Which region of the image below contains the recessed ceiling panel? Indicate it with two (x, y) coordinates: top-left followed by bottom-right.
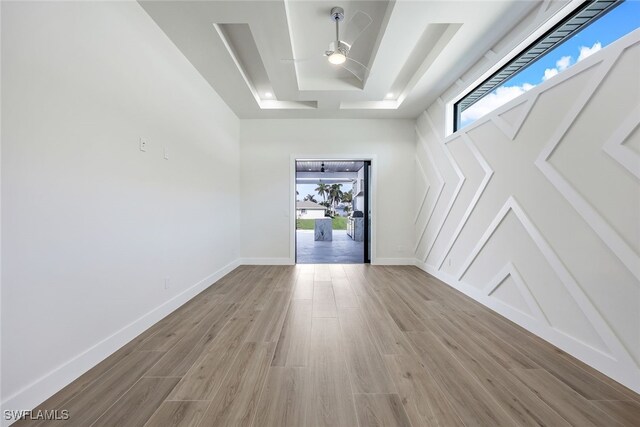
(340, 22), (462, 110)
(286, 0), (390, 91)
(138, 0), (540, 119)
(389, 23), (462, 103)
(216, 23), (273, 99)
(215, 22), (318, 110)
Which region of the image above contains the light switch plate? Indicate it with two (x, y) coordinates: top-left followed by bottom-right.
(139, 137), (147, 152)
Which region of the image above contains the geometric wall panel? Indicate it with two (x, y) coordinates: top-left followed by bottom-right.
(537, 46), (640, 282)
(414, 128), (445, 254)
(545, 40), (640, 261)
(414, 157), (430, 224)
(488, 271), (536, 319)
(622, 116), (640, 155)
(435, 133), (494, 270)
(460, 198), (610, 354)
(421, 113), (465, 263)
(497, 98), (528, 128)
(492, 95), (538, 141)
(413, 29), (640, 393)
(603, 104), (640, 180)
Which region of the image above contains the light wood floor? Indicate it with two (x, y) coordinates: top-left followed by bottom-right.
(23, 265), (640, 426)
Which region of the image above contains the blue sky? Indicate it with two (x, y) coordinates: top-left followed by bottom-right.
(460, 0), (640, 127)
(297, 183), (324, 201)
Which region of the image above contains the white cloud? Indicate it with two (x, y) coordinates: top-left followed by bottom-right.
(556, 55), (572, 71)
(578, 42), (602, 61)
(542, 55), (573, 81)
(461, 83), (535, 123)
(543, 68), (559, 81)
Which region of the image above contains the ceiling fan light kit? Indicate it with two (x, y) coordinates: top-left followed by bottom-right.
(280, 5), (371, 82)
(327, 41), (348, 64)
(322, 6), (371, 79)
(328, 51), (347, 64)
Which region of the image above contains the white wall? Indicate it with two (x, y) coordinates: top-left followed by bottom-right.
(413, 30), (640, 393)
(240, 119), (415, 264)
(1, 0), (240, 414)
(354, 165), (365, 212)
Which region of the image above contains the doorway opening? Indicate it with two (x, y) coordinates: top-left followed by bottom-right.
(295, 160), (371, 264)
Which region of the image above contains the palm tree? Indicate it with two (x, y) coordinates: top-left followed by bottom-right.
(341, 190), (353, 204)
(319, 200), (331, 216)
(315, 183), (329, 204)
(304, 194), (317, 203)
(340, 190), (353, 216)
(328, 184), (343, 216)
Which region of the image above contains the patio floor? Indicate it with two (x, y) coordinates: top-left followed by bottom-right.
(296, 229), (364, 264)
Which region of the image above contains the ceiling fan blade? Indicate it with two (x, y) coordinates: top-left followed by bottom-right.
(340, 57), (369, 82)
(341, 10), (372, 47)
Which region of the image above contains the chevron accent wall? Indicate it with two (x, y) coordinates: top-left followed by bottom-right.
(414, 29), (640, 393)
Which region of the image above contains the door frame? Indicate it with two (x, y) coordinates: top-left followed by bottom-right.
(290, 154), (378, 264)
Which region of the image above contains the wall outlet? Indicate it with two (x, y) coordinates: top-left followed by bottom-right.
(164, 277), (170, 290)
(139, 137), (147, 152)
(163, 146), (169, 160)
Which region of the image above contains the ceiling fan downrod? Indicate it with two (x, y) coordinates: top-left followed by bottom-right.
(331, 6), (344, 43)
(328, 7), (348, 65)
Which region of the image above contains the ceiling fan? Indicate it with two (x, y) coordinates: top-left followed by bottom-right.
(283, 6), (372, 81)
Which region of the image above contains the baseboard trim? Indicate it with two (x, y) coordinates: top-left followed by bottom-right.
(0, 258), (241, 423)
(240, 257), (295, 265)
(373, 257), (416, 265)
(413, 259), (640, 395)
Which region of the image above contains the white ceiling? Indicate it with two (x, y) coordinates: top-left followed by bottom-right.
(285, 1), (390, 89)
(139, 0), (538, 119)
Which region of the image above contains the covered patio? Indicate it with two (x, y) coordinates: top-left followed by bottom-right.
(296, 230), (363, 263)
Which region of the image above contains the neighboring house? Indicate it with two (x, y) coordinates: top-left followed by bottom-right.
(296, 200), (327, 219)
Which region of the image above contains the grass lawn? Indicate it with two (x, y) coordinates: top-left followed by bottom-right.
(297, 217), (348, 230)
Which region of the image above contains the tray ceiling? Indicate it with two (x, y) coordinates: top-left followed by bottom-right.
(139, 0), (538, 119)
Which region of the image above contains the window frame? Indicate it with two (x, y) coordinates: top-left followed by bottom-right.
(452, 0), (622, 133)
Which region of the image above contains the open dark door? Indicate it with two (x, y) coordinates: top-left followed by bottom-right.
(363, 160), (371, 263)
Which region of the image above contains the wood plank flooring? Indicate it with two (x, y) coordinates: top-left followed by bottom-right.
(21, 265), (640, 426)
